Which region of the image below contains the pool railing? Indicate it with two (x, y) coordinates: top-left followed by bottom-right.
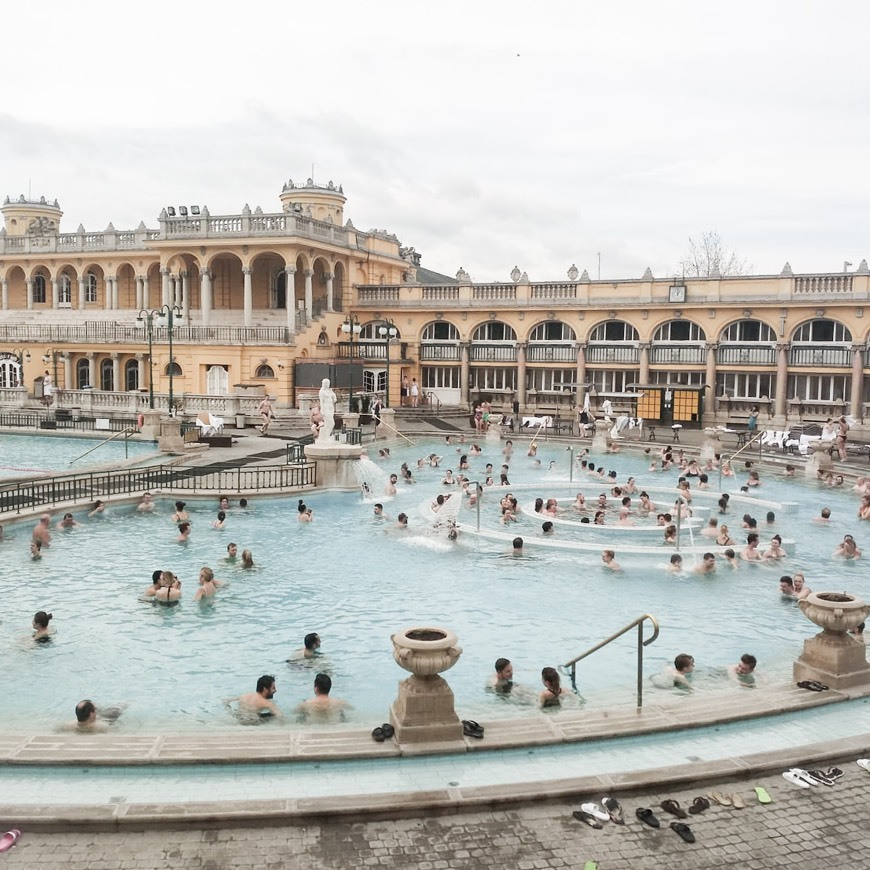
(0, 462), (318, 515)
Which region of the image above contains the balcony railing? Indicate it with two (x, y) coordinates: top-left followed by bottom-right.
(472, 284), (516, 301)
(649, 343), (706, 365)
(420, 343), (461, 361)
(0, 323), (293, 345)
(529, 283), (577, 300)
(794, 275), (853, 294)
(421, 285), (460, 301)
(789, 346), (852, 367)
(525, 344), (576, 362)
(717, 345), (777, 366)
(469, 344), (517, 362)
(585, 344), (640, 364)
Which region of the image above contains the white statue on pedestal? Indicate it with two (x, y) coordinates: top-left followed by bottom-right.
(317, 378), (337, 442)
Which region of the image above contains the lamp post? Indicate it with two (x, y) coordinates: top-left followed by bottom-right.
(136, 305), (183, 413)
(10, 347), (30, 388)
(341, 313), (361, 412)
(378, 318), (398, 407)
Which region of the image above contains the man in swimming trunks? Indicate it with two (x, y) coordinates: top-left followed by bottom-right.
(32, 514), (52, 548)
(225, 675), (281, 720)
(295, 673), (351, 722)
(667, 653), (694, 689)
(59, 699), (126, 733)
(488, 657), (514, 695)
(226, 542), (238, 562)
(728, 654), (757, 686)
(137, 492), (155, 512)
(56, 512), (79, 530)
(511, 537), (524, 556)
(741, 532), (764, 561)
(288, 633), (321, 662)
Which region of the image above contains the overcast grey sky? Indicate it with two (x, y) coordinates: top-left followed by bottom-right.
(2, 1), (867, 281)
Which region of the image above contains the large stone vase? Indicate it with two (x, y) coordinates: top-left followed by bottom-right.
(389, 627), (464, 747)
(794, 592), (870, 689)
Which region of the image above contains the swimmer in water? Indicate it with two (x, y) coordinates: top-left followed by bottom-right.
(601, 549), (621, 571)
(32, 610), (53, 642)
(56, 512), (78, 530)
(225, 542), (238, 562)
(729, 653), (757, 686)
(30, 539), (43, 560)
(142, 570), (163, 598)
(295, 673), (351, 723)
(88, 500), (106, 517)
(177, 521), (191, 542)
(297, 500), (313, 522)
(667, 653), (694, 690)
(539, 666), (569, 709)
(137, 492), (155, 512)
(212, 511), (227, 529)
(194, 566), (222, 601)
(487, 657), (514, 695)
(172, 501), (189, 523)
(240, 549), (255, 569)
(288, 632), (321, 662)
(224, 675), (282, 722)
(155, 571), (182, 604)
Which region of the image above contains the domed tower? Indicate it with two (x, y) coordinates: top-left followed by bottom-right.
(278, 178), (346, 224)
(1, 194), (63, 236)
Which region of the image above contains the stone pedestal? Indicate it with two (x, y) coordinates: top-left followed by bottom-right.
(139, 409), (163, 441)
(805, 448), (834, 479)
(794, 592), (870, 690)
(700, 431), (721, 462)
(157, 417), (184, 454)
(389, 626), (464, 748)
(591, 431), (609, 453)
(304, 441), (364, 489)
(377, 407), (397, 439)
(485, 422), (502, 443)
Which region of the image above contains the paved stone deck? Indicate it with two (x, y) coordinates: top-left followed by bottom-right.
(2, 758), (869, 868)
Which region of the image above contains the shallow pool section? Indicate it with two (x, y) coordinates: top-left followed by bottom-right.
(0, 432), (158, 477)
(3, 436), (868, 731)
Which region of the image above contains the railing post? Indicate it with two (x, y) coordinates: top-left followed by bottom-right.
(637, 622), (644, 709)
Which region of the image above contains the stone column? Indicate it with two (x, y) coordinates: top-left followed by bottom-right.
(325, 273), (334, 311)
(104, 277), (112, 310)
(78, 277), (86, 310)
(638, 341), (650, 384)
(161, 268), (171, 307)
(86, 353), (95, 389)
(460, 341), (470, 406)
(1, 279), (7, 310)
(285, 266), (296, 335)
(304, 269), (313, 318)
(142, 275), (150, 310)
(200, 271), (212, 327)
(575, 342), (587, 405)
(516, 342), (527, 407)
(774, 342), (790, 423)
(51, 277), (60, 309)
(851, 344), (865, 420)
(112, 276), (120, 310)
(111, 353), (120, 392)
(243, 267), (253, 327)
(136, 353), (145, 393)
(181, 271), (190, 322)
(26, 278), (33, 310)
(705, 342), (718, 421)
(134, 277), (142, 310)
(63, 354), (73, 388)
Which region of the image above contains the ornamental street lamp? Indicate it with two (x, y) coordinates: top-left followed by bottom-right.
(10, 347), (30, 388)
(377, 319), (398, 407)
(136, 305), (183, 413)
(341, 313), (362, 412)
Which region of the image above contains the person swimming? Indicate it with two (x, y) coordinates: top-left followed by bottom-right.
(32, 610), (53, 643)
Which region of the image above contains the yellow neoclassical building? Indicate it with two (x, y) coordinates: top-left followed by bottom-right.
(0, 176), (868, 433)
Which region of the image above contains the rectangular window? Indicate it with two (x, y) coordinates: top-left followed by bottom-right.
(422, 366), (461, 389)
(787, 375), (850, 402)
(649, 370), (706, 387)
(716, 372), (774, 399)
(469, 367), (517, 392)
(527, 368), (576, 391)
(86, 275), (98, 303)
(589, 369), (638, 393)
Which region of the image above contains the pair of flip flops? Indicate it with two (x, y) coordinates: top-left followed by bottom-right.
(783, 767), (843, 788)
(0, 830), (21, 853)
(707, 791), (747, 808)
(634, 809), (694, 843)
(573, 797), (624, 828)
(371, 723), (395, 742)
(462, 719), (484, 739)
(797, 680), (829, 692)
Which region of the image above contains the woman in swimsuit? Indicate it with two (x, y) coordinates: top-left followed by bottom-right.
(172, 501), (190, 524)
(540, 667), (567, 708)
(155, 571), (182, 604)
(32, 610), (53, 643)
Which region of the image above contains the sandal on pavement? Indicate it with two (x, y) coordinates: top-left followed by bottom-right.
(687, 796), (710, 815)
(579, 802), (611, 823)
(660, 799), (688, 819)
(0, 830), (21, 854)
(635, 807), (660, 828)
(730, 792), (746, 809)
(602, 796), (625, 825)
(572, 810), (602, 829)
(670, 822), (696, 844)
(782, 770), (813, 788)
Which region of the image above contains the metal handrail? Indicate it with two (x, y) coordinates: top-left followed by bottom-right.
(718, 431), (763, 490)
(69, 427), (136, 465)
(560, 613), (660, 708)
(423, 391), (441, 412)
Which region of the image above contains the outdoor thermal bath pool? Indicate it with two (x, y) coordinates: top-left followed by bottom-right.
(1, 438), (867, 734)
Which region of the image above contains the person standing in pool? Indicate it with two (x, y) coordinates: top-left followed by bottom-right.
(59, 699), (127, 733)
(288, 633), (322, 662)
(539, 666), (569, 708)
(225, 542), (238, 563)
(488, 658), (514, 695)
(32, 514), (52, 548)
(729, 654), (757, 686)
(295, 673), (351, 722)
(171, 501), (189, 524)
(32, 610), (53, 642)
(137, 492), (155, 512)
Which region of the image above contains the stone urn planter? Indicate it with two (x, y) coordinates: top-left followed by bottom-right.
(389, 626), (464, 747)
(795, 592), (870, 690)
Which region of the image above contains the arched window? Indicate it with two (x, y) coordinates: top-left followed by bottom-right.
(528, 321), (576, 342)
(472, 321), (516, 342)
(792, 319), (851, 343)
(421, 321), (460, 341)
(653, 320), (705, 342)
(589, 321), (638, 342)
(125, 359), (139, 392)
(100, 358), (114, 391)
(164, 362), (183, 376)
(32, 274), (47, 304)
(255, 364), (275, 378)
(360, 322), (402, 340)
(720, 320), (776, 342)
(76, 359), (91, 389)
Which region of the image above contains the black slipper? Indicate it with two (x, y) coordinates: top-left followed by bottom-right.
(660, 799), (688, 819)
(371, 727), (385, 742)
(797, 680), (828, 692)
(602, 797), (625, 825)
(688, 796), (710, 815)
(670, 822), (695, 844)
(381, 723), (395, 739)
(572, 810), (602, 829)
(635, 807), (660, 828)
(462, 719), (484, 738)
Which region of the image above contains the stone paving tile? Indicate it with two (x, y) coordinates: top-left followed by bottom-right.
(4, 761), (870, 869)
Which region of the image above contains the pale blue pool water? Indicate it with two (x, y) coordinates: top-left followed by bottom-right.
(2, 696), (869, 804)
(1, 437), (867, 732)
(0, 432), (158, 477)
